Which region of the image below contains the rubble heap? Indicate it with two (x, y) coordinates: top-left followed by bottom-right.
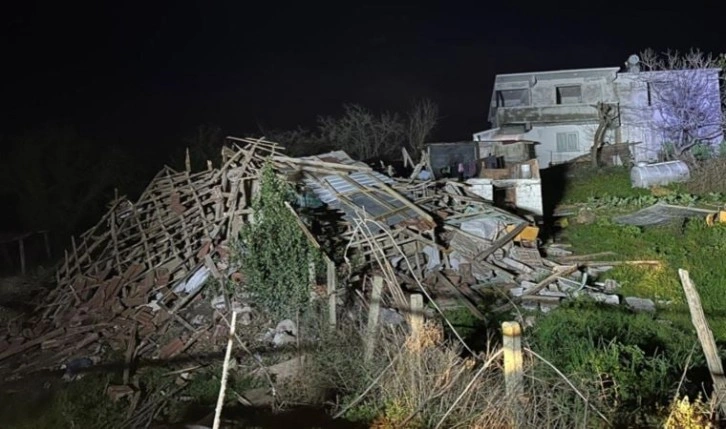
(0, 138), (279, 375)
(0, 137), (652, 378)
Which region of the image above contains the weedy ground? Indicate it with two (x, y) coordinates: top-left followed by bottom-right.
(553, 164), (726, 340)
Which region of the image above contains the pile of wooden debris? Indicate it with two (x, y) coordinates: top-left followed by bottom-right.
(0, 137), (656, 381)
(0, 138), (279, 377)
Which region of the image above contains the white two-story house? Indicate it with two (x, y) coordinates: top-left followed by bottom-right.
(473, 58), (723, 168)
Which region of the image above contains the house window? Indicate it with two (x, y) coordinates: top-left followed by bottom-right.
(556, 85), (582, 104)
(495, 89), (530, 107)
(556, 132), (579, 152)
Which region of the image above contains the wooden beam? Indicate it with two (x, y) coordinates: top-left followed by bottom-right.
(272, 155), (372, 172)
(473, 222), (528, 261)
(436, 272), (486, 320)
(372, 180), (435, 225)
(679, 269), (726, 415)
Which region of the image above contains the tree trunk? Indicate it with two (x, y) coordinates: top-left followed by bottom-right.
(591, 103), (616, 168)
(591, 121), (607, 168)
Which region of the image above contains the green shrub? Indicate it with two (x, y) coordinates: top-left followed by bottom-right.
(237, 162), (320, 319)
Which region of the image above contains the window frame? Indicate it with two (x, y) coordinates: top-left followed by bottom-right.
(555, 131), (579, 153)
(555, 85), (583, 105)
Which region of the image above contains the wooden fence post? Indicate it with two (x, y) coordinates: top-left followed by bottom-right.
(409, 293), (424, 339)
(502, 321), (523, 397)
(327, 258), (337, 329)
(409, 293), (424, 395)
(364, 276), (383, 363)
(678, 269), (726, 415)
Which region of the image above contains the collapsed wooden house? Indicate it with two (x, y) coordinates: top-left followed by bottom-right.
(1, 136), (609, 378)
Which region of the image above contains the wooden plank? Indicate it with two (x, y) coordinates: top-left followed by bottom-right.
(372, 179), (435, 226)
(473, 222), (528, 261)
(204, 255), (222, 279)
(493, 264), (580, 313)
(0, 328), (65, 361)
(435, 272), (486, 320)
(521, 265), (579, 297)
(579, 260), (662, 267)
(272, 154), (372, 172)
(678, 269), (726, 415)
(555, 251), (615, 262)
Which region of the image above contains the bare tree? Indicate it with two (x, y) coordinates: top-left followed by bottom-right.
(318, 104), (406, 161)
(406, 98), (439, 157)
(636, 48), (725, 162)
(259, 126), (329, 157)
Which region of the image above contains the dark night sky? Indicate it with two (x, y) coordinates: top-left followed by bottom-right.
(2, 1), (725, 150)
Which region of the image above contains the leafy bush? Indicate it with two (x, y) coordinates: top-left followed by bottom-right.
(237, 162), (320, 319)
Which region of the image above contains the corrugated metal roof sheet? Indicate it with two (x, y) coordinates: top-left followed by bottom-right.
(297, 151), (419, 227)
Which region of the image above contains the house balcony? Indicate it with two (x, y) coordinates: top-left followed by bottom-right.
(495, 104), (609, 126)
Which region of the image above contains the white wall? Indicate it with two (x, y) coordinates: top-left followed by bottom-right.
(529, 77), (616, 106)
(466, 179), (543, 215)
(475, 124), (598, 168)
(531, 124), (598, 167)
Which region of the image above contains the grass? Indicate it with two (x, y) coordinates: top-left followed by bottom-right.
(559, 166), (650, 205)
(555, 165), (726, 340)
(530, 164), (726, 425)
(529, 299), (698, 425)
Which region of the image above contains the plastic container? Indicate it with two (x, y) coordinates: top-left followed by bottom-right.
(630, 160), (690, 188)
